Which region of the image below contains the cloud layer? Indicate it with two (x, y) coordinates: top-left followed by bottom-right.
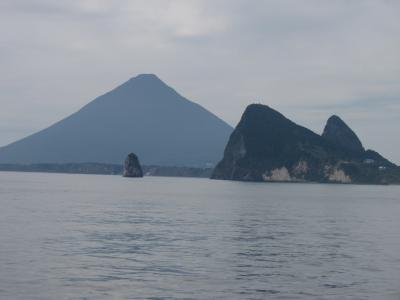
(1, 0), (399, 162)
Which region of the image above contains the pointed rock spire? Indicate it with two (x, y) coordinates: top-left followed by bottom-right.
(322, 115), (364, 153)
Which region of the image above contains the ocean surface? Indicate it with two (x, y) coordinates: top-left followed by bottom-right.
(0, 172), (400, 300)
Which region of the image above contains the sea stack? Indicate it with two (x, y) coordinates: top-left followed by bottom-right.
(123, 153), (143, 178)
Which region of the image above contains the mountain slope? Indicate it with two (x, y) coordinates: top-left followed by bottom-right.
(211, 104), (399, 184)
(0, 74), (232, 166)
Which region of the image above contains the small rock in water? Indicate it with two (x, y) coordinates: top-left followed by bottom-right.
(123, 153), (143, 178)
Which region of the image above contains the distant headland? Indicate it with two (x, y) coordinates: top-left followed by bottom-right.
(211, 104), (400, 184)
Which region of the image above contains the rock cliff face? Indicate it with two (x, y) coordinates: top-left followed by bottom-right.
(211, 104), (400, 184)
(123, 153), (143, 178)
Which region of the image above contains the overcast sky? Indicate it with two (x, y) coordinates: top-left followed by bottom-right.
(1, 0), (399, 163)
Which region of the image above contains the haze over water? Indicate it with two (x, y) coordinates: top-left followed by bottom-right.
(0, 172), (399, 299)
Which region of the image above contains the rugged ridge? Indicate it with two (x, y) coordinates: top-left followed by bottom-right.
(0, 74), (232, 167)
(211, 104), (400, 184)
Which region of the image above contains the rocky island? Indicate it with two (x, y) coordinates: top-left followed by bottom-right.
(123, 153), (143, 178)
(211, 104), (400, 184)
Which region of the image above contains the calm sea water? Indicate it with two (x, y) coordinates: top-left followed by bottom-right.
(0, 172), (400, 300)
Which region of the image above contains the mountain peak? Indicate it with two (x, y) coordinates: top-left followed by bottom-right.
(322, 115), (364, 153)
(127, 73), (164, 85)
(111, 73), (173, 100)
(241, 104), (287, 123)
(326, 115), (346, 125)
(244, 104), (276, 114)
(132, 73), (160, 81)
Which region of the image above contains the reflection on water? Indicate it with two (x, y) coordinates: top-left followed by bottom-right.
(0, 172), (400, 299)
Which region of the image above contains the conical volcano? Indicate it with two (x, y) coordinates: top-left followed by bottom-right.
(0, 74), (232, 166)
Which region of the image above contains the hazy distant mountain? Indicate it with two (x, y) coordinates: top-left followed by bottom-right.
(0, 74), (232, 166)
(212, 104), (399, 184)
